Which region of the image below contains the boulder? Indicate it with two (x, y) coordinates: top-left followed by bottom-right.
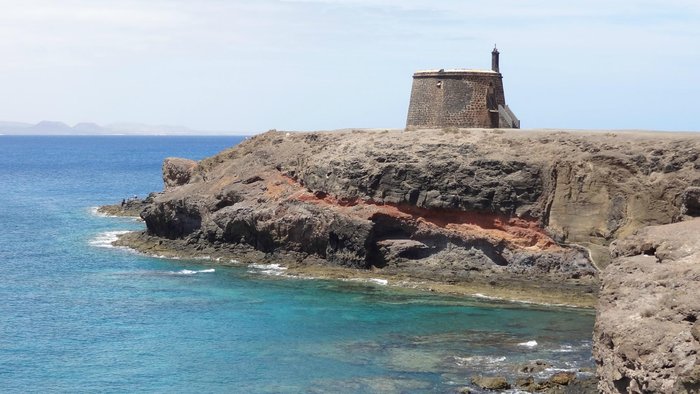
(163, 157), (197, 189)
(549, 371), (576, 386)
(515, 375), (536, 390)
(470, 375), (510, 390)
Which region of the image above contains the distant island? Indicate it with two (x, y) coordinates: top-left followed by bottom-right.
(0, 120), (240, 135)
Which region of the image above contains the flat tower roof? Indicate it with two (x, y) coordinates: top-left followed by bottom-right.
(413, 69), (499, 77)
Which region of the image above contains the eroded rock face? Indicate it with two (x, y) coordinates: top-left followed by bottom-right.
(593, 219), (700, 393)
(163, 157), (197, 190)
(135, 129), (699, 295)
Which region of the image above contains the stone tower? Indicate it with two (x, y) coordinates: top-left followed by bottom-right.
(406, 47), (519, 129)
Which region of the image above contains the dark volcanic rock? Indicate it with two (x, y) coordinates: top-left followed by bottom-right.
(97, 194), (154, 217)
(594, 219), (700, 393)
(116, 129), (700, 303)
(682, 186), (700, 217)
(104, 128), (700, 390)
(299, 154), (542, 214)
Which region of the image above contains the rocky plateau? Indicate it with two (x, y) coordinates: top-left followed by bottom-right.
(105, 127), (700, 391)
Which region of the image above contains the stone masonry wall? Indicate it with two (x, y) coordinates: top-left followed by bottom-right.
(406, 71), (505, 129)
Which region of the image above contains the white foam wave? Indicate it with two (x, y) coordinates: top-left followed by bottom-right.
(248, 263), (288, 276)
(554, 344), (574, 353)
(89, 230), (131, 248)
(89, 206), (110, 217)
(170, 268), (216, 275)
(342, 277), (389, 286)
(543, 367), (579, 375)
(517, 340), (538, 348)
(470, 292), (585, 309)
(89, 206), (141, 220)
(249, 263), (286, 270)
(472, 293), (499, 300)
(152, 254), (181, 260)
(454, 355), (507, 367)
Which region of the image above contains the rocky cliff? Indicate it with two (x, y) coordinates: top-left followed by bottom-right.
(115, 128), (699, 307)
(594, 219), (700, 393)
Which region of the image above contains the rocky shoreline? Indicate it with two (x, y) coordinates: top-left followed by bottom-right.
(110, 231), (600, 393)
(97, 194), (154, 217)
(102, 128), (700, 392)
(113, 230), (598, 308)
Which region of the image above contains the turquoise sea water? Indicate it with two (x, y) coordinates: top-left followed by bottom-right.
(0, 136), (595, 393)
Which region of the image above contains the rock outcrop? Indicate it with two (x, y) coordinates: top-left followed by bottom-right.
(471, 375), (510, 390)
(120, 129), (699, 303)
(162, 157), (197, 190)
(105, 128), (700, 392)
(97, 194), (154, 217)
(593, 219), (700, 393)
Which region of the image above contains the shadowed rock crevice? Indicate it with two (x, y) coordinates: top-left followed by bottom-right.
(682, 187), (700, 217)
(365, 213), (418, 268)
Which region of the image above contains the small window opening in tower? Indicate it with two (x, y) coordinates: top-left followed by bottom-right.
(436, 81), (443, 89)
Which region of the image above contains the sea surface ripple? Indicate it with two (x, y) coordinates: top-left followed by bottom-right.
(0, 136), (595, 393)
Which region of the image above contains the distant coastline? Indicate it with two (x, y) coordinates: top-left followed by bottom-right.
(0, 119), (251, 136)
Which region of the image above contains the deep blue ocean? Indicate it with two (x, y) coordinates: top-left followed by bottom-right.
(0, 136), (594, 393)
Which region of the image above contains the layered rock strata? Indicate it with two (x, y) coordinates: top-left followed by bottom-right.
(116, 128), (699, 305)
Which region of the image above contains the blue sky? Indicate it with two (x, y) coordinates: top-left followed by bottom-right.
(1, 0), (698, 133)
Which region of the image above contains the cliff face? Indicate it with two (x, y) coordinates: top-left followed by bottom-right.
(593, 219), (700, 393)
(132, 129), (699, 299)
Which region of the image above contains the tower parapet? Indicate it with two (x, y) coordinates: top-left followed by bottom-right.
(406, 48), (519, 129)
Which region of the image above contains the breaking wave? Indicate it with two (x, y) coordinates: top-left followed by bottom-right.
(517, 340), (538, 348)
(89, 230), (132, 248)
(169, 268), (216, 275)
(248, 263), (288, 276)
(453, 355), (507, 367)
(343, 277), (389, 286)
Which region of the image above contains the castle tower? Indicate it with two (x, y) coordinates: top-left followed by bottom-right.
(405, 48), (519, 129)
